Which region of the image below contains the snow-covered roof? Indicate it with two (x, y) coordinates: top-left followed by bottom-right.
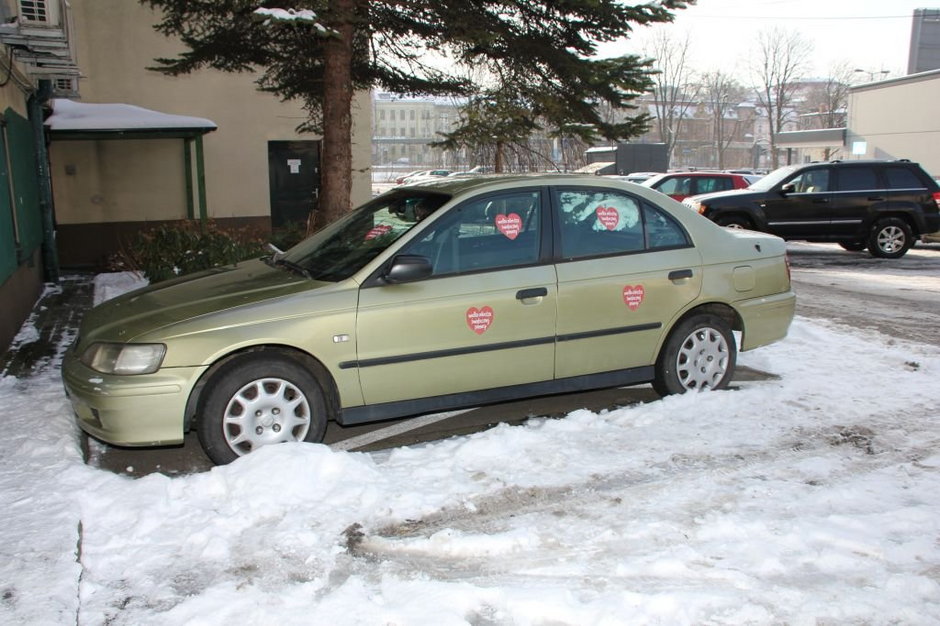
(45, 99), (217, 134)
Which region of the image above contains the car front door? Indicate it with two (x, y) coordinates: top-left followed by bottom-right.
(552, 187), (703, 380)
(760, 166), (832, 238)
(355, 189), (557, 405)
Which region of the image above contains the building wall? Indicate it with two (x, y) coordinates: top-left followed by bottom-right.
(847, 70), (940, 176)
(0, 53), (43, 354)
(52, 0), (371, 266)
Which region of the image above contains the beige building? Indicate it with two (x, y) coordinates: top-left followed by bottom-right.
(846, 69), (940, 177)
(51, 0), (371, 267)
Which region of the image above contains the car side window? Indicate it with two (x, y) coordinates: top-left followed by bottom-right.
(698, 177), (733, 194)
(835, 167), (879, 191)
(787, 168), (830, 193)
(556, 189), (689, 259)
(883, 167), (925, 189)
(657, 176), (692, 196)
(401, 190), (541, 276)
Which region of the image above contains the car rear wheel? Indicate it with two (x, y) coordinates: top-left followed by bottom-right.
(198, 353), (328, 464)
(839, 240), (867, 252)
(653, 314), (737, 396)
(868, 218), (913, 258)
(716, 214), (753, 230)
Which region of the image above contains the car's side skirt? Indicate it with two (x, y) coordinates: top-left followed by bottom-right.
(337, 365), (655, 426)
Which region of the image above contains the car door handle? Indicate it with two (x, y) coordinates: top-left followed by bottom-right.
(867, 196), (884, 201)
(668, 269), (693, 281)
(516, 287), (548, 300)
(811, 198), (829, 203)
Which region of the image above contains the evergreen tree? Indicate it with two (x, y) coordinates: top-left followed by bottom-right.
(143, 0), (692, 228)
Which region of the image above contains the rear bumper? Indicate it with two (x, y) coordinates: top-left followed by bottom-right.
(736, 290), (797, 351)
(62, 348), (206, 446)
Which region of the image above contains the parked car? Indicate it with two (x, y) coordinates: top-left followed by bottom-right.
(684, 160), (940, 258)
(642, 171), (754, 201)
(603, 172), (662, 184)
(63, 175), (796, 464)
(400, 169), (450, 185)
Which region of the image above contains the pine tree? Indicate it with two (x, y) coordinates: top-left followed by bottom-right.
(142, 0), (692, 228)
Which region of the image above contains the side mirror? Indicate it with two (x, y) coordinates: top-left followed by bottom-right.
(384, 254), (433, 284)
(780, 183), (796, 195)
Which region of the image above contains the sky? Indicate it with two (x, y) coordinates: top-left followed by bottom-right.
(607, 0), (934, 80)
(1, 262), (939, 624)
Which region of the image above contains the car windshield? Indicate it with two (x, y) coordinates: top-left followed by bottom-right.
(746, 165), (801, 191)
(280, 190), (450, 282)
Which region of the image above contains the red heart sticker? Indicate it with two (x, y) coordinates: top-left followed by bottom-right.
(596, 206), (619, 231)
(495, 213), (522, 240)
(466, 306), (494, 334)
(622, 285), (645, 311)
(365, 224), (392, 241)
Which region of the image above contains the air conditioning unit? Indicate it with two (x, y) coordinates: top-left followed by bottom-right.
(0, 0), (81, 88)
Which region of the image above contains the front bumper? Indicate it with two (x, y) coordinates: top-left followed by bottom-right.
(62, 347), (207, 446)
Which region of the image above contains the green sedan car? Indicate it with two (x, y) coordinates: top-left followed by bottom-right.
(62, 175), (795, 464)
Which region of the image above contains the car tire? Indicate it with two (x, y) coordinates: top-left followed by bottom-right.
(653, 314), (737, 396)
(839, 240), (867, 252)
(197, 353), (328, 465)
(716, 214), (753, 230)
(868, 217), (913, 259)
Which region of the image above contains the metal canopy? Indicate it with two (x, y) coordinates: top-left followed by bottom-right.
(44, 100), (217, 221)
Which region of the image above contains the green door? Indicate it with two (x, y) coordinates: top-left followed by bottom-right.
(552, 187), (702, 379)
(355, 188), (557, 405)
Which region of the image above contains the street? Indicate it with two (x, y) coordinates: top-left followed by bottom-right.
(88, 241), (940, 475)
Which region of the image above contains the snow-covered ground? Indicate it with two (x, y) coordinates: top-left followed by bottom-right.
(2, 275), (939, 624)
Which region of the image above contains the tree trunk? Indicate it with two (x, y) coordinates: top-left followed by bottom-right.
(494, 140), (504, 173)
(316, 0), (356, 231)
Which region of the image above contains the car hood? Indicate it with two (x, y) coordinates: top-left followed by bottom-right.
(78, 259), (326, 345)
(689, 188), (765, 204)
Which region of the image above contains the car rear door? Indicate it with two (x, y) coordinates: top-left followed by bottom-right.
(551, 187), (702, 379)
(827, 164), (882, 239)
(354, 188), (557, 405)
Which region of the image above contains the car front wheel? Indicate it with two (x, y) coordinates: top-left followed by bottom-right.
(653, 314), (736, 396)
(197, 353), (328, 464)
(868, 218), (913, 258)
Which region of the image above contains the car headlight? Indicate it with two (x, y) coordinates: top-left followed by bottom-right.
(80, 342), (167, 375)
(683, 199), (706, 215)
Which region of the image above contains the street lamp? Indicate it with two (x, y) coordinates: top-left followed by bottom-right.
(854, 68), (890, 82)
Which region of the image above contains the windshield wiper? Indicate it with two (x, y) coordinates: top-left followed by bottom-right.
(273, 257), (313, 280)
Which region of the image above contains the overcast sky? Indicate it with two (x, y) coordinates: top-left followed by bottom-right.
(606, 0), (933, 81)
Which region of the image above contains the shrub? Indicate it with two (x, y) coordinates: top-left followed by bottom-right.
(110, 221), (268, 283)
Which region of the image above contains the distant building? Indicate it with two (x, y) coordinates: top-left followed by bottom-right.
(371, 92), (464, 169)
(908, 8), (940, 74)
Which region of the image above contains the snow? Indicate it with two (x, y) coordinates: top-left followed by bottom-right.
(45, 99), (217, 132)
(2, 275), (939, 624)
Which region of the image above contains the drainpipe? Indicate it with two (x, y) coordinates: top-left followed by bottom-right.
(28, 79), (58, 282)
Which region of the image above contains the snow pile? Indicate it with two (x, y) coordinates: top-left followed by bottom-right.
(1, 278), (938, 624)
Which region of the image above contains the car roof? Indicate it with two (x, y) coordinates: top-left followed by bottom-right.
(396, 173), (669, 202)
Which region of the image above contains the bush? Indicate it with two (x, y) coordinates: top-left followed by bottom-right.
(109, 221), (269, 283)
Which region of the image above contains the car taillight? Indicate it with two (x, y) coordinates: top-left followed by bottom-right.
(933, 191), (940, 209)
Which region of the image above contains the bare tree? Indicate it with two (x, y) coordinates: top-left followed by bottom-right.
(751, 28), (812, 168)
(644, 31), (699, 165)
(800, 63), (853, 159)
(699, 71), (747, 169)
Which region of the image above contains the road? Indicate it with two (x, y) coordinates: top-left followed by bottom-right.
(89, 241), (940, 475)
(787, 241), (940, 346)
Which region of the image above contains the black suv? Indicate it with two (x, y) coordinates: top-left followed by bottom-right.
(683, 160), (940, 258)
